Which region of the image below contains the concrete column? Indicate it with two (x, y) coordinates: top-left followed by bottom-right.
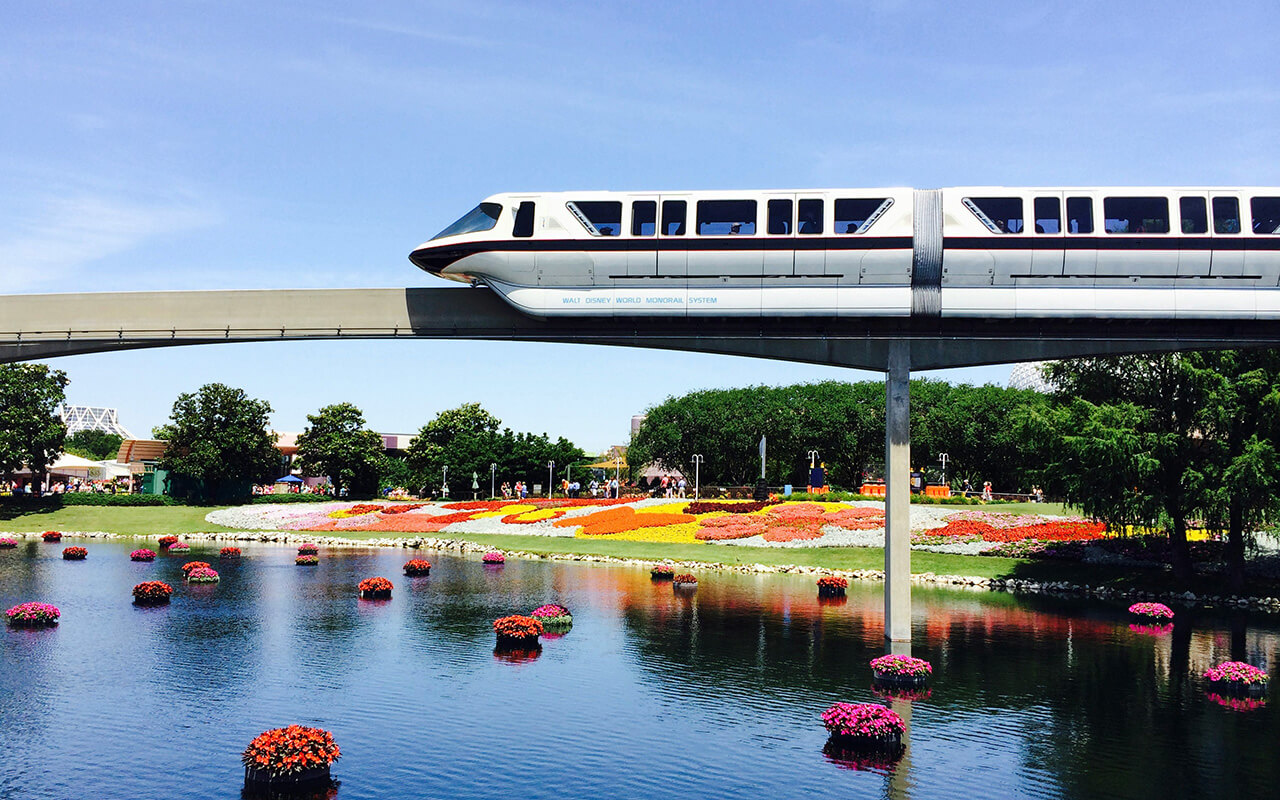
(884, 340), (911, 642)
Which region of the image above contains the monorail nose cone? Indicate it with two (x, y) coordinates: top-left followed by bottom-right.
(410, 245), (454, 275)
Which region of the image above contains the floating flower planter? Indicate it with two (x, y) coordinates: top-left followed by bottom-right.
(817, 576), (848, 597)
(62, 546), (87, 561)
(493, 615), (543, 648)
(157, 535), (178, 549)
(672, 573), (698, 590)
(295, 555), (319, 566)
(242, 725), (340, 791)
(132, 581), (173, 605)
(168, 542), (191, 554)
(130, 548), (156, 562)
(297, 543), (319, 556)
(181, 560), (212, 575)
(358, 576), (393, 599)
(219, 546), (241, 559)
(403, 558), (431, 576)
(6, 601), (60, 627)
(186, 567), (220, 584)
(1128, 602), (1174, 620)
(41, 531), (61, 542)
(0, 537), (16, 549)
(821, 702), (906, 752)
(650, 565), (675, 581)
(482, 551), (505, 565)
(870, 654), (933, 688)
(530, 603), (573, 630)
(1204, 661), (1269, 697)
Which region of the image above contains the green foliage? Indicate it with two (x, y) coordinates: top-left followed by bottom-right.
(64, 430), (125, 461)
(157, 383), (280, 502)
(58, 493), (178, 506)
(0, 363), (68, 478)
(629, 380), (1048, 490)
(248, 493), (337, 504)
(406, 403), (584, 496)
(294, 402), (385, 497)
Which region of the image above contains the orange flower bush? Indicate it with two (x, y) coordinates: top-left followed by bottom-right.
(181, 560), (212, 575)
(242, 725), (340, 777)
(494, 615), (543, 643)
(132, 581), (173, 604)
(555, 507), (696, 535)
(357, 576), (393, 598)
(62, 546), (87, 560)
(403, 558), (431, 576)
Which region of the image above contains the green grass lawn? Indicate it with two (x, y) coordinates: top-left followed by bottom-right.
(0, 504), (235, 536)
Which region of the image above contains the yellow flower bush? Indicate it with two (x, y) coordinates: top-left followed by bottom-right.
(576, 521), (704, 544)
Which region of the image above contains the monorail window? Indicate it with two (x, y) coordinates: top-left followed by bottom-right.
(798, 199), (823, 234)
(1252, 197), (1280, 234)
(835, 198), (891, 234)
(697, 200), (756, 235)
(1103, 197), (1169, 234)
(512, 201), (535, 238)
(567, 201), (622, 236)
(662, 200), (686, 235)
(964, 197), (1023, 233)
(1066, 197), (1093, 234)
(1034, 197), (1060, 234)
(1213, 197), (1241, 234)
(632, 201), (656, 236)
(767, 200), (791, 235)
(1180, 197), (1208, 234)
(433, 202), (503, 240)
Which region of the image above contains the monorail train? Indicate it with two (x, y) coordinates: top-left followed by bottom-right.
(409, 188), (1280, 318)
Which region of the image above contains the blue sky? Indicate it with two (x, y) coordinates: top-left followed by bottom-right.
(4, 1), (1278, 450)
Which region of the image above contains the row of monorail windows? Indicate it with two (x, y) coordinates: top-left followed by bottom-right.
(551, 198), (892, 238)
(967, 196), (1280, 236)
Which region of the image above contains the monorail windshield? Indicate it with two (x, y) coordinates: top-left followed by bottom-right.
(433, 202), (502, 240)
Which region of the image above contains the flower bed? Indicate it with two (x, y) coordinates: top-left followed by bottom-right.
(482, 551), (505, 565)
(1204, 661), (1269, 696)
(817, 576), (848, 597)
(220, 546), (241, 559)
(297, 543), (319, 555)
(157, 535), (178, 549)
(870, 654), (933, 687)
(295, 555), (319, 566)
(494, 615), (543, 646)
(132, 581), (173, 604)
(1129, 602), (1174, 620)
(186, 566), (220, 583)
(821, 702), (906, 748)
(0, 537), (16, 548)
(380, 503), (425, 515)
(358, 576), (393, 599)
(130, 548), (156, 562)
(682, 500), (776, 515)
(556, 506), (697, 536)
(529, 603), (572, 629)
(41, 531), (62, 542)
(181, 560), (212, 575)
(650, 565), (675, 580)
(328, 503), (383, 519)
(242, 725), (340, 787)
(672, 573), (698, 588)
(168, 542), (190, 554)
(62, 546), (87, 560)
(6, 601), (60, 627)
(403, 558), (432, 576)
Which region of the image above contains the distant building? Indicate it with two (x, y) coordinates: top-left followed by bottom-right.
(1008, 362), (1053, 393)
(631, 414), (646, 437)
(59, 405), (133, 438)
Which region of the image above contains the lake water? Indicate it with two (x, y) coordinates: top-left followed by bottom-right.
(1, 539), (1277, 800)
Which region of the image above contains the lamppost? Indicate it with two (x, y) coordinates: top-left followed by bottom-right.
(490, 462), (497, 500)
(442, 465), (448, 499)
(808, 449), (819, 468)
(939, 452), (949, 488)
(614, 452), (621, 497)
(547, 460), (555, 498)
(691, 454), (704, 500)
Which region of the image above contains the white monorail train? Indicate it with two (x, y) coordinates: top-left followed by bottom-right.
(409, 188), (1280, 318)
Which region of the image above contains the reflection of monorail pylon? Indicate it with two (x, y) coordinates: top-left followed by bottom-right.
(886, 640), (912, 799)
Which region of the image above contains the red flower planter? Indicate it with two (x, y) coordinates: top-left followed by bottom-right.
(219, 546), (241, 559)
(817, 576), (848, 597)
(41, 531), (61, 543)
(494, 615), (543, 648)
(403, 559), (431, 576)
(242, 725), (339, 790)
(358, 576), (393, 599)
(62, 546), (87, 560)
(132, 581), (173, 605)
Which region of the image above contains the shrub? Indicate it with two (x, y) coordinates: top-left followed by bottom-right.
(132, 581), (173, 603)
(1129, 602), (1174, 620)
(219, 547), (241, 558)
(61, 546), (87, 560)
(493, 615), (543, 642)
(242, 725), (340, 778)
(6, 601), (60, 626)
(60, 493), (178, 506)
(821, 702), (905, 742)
(297, 543), (319, 555)
(682, 500), (776, 515)
(358, 576), (393, 598)
(249, 494), (336, 504)
(41, 531), (61, 542)
(481, 551), (505, 564)
(130, 549), (156, 561)
(403, 558), (431, 576)
(186, 567), (220, 583)
(295, 555), (319, 566)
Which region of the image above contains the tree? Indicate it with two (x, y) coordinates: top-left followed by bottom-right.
(406, 403), (502, 495)
(294, 403), (385, 498)
(157, 383), (280, 501)
(64, 430), (125, 461)
(0, 364), (68, 490)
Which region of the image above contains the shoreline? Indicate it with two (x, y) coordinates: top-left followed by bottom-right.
(7, 528), (1279, 614)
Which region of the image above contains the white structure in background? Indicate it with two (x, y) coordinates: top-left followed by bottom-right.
(1008, 361), (1053, 393)
(58, 405), (134, 438)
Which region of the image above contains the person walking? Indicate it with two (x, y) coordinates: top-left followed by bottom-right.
(981, 481), (993, 502)
(677, 476), (687, 498)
